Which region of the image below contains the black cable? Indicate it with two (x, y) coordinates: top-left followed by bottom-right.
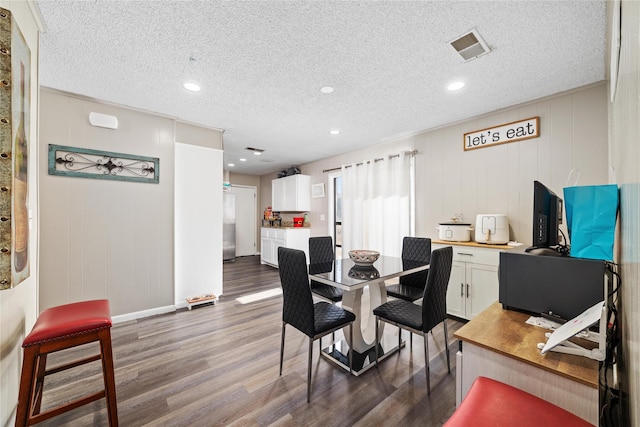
(600, 261), (621, 427)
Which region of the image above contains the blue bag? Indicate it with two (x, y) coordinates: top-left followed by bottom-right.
(563, 184), (618, 261)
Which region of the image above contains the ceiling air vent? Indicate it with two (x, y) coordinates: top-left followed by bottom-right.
(245, 147), (265, 155)
(449, 28), (491, 62)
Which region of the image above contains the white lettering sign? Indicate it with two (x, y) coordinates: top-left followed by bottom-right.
(463, 117), (539, 151)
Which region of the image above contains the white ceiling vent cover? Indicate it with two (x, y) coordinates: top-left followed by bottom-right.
(449, 29), (491, 62)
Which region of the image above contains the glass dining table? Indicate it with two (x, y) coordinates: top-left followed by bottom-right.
(309, 256), (429, 376)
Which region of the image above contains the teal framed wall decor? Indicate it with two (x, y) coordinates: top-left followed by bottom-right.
(48, 144), (159, 184)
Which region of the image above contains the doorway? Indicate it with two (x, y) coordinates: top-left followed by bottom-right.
(228, 185), (257, 256)
(328, 172), (342, 259)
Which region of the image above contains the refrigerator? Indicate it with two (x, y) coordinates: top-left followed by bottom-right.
(223, 192), (236, 261)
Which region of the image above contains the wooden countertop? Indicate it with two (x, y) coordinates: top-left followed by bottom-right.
(454, 302), (598, 388)
(432, 240), (514, 250)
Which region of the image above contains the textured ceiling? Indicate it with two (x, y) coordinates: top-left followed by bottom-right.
(35, 1), (606, 175)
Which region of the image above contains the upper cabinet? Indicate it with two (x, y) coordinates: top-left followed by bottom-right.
(272, 174), (311, 212)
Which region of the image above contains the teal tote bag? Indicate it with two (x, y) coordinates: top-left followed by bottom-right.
(563, 184), (619, 261)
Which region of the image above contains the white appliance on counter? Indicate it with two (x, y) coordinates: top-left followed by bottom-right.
(436, 222), (473, 242)
(475, 214), (509, 244)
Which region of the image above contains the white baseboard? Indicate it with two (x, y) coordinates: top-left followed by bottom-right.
(111, 305), (176, 324)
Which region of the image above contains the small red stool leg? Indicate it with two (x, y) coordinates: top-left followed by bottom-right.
(32, 352), (48, 415)
(99, 329), (119, 426)
(15, 345), (39, 427)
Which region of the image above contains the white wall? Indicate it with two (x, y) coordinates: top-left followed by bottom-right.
(38, 89), (224, 318)
(174, 143), (223, 306)
(295, 83), (608, 246)
(0, 1), (40, 424)
(609, 1), (640, 424)
(416, 84), (608, 244)
(39, 89), (176, 317)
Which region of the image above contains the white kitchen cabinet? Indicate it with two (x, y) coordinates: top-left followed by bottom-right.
(434, 243), (506, 320)
(261, 227), (310, 267)
(272, 174), (311, 212)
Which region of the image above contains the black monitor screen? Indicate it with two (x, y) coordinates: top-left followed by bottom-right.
(529, 180), (562, 249)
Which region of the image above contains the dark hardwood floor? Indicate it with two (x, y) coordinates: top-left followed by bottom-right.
(35, 256), (463, 426)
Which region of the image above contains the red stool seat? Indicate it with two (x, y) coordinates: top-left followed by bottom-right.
(23, 300), (112, 345)
(16, 300), (118, 426)
(444, 376), (592, 427)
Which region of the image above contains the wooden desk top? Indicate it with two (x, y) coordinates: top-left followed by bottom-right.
(454, 302), (598, 388)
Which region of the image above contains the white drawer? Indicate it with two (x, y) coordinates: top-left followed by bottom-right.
(451, 247), (500, 265)
(275, 229), (286, 240)
(261, 227), (270, 237)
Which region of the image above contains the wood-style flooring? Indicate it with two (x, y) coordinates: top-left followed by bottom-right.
(35, 256), (464, 426)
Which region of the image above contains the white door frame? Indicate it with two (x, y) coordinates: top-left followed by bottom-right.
(228, 185), (258, 256)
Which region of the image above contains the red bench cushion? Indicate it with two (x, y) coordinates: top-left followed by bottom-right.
(23, 299), (112, 346)
(445, 376), (592, 427)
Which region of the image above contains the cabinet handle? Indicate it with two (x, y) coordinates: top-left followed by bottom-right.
(458, 252), (474, 256)
(460, 283), (464, 297)
(466, 283), (470, 298)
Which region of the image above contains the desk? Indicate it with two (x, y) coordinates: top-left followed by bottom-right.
(310, 256), (429, 375)
(454, 302), (599, 425)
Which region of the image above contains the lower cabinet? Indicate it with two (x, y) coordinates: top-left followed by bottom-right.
(434, 243), (505, 320)
(261, 227), (310, 267)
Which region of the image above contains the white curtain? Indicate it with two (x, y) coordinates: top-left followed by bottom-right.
(341, 153), (412, 258)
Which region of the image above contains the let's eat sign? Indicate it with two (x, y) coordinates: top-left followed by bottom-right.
(464, 117), (539, 151)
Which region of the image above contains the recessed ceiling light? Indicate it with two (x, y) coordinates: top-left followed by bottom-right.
(447, 81), (465, 91)
(329, 130), (340, 135)
(320, 86), (334, 94)
(239, 158), (247, 162)
(253, 151), (261, 156)
(183, 82), (201, 92)
(228, 163), (235, 167)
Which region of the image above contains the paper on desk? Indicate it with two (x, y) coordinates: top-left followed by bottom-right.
(526, 316), (562, 330)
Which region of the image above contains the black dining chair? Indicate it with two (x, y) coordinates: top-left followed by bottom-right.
(386, 237), (432, 302)
(308, 236), (343, 303)
(373, 246), (453, 395)
(278, 247), (355, 402)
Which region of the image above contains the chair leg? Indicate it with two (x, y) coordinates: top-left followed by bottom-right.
(32, 352), (48, 415)
(307, 338), (313, 403)
(16, 345), (39, 427)
(279, 323), (286, 376)
(410, 332), (413, 348)
(98, 329), (119, 426)
(424, 332), (431, 395)
(349, 324), (353, 374)
(398, 326), (402, 350)
(443, 319), (451, 374)
(374, 317), (380, 368)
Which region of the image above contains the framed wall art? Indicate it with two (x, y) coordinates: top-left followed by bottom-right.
(48, 144), (159, 184)
(312, 183), (325, 198)
(0, 7), (31, 289)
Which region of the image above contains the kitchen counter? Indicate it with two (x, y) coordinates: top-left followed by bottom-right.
(261, 225), (311, 229)
(432, 239), (513, 250)
(261, 226), (310, 267)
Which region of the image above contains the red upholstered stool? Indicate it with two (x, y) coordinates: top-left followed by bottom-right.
(444, 376), (592, 427)
(15, 300), (118, 426)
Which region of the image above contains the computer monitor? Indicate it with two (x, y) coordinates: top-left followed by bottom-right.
(526, 180), (563, 254)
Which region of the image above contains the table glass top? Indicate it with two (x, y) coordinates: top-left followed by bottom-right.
(309, 256), (428, 289)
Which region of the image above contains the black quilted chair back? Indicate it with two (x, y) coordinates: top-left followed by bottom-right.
(421, 246), (453, 332)
(309, 236), (334, 264)
(278, 247), (315, 336)
(400, 237), (431, 288)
